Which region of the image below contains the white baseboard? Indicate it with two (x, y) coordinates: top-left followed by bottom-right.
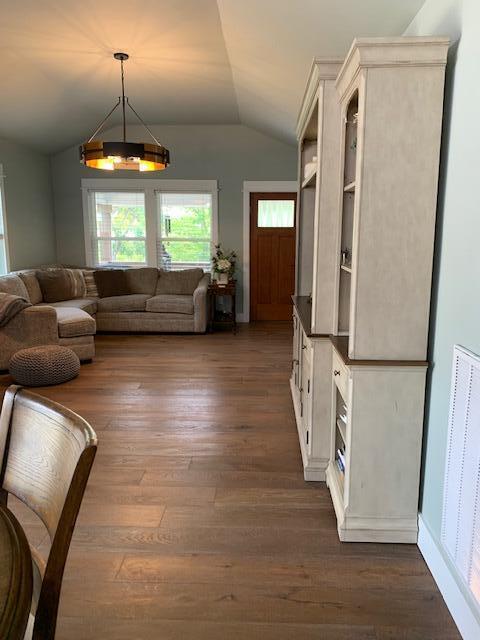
(418, 515), (480, 640)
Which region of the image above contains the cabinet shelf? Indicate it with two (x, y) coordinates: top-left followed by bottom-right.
(302, 167), (317, 189)
(333, 458), (345, 493)
(344, 181), (356, 192)
(336, 418), (347, 445)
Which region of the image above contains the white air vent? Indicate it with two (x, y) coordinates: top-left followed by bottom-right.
(442, 345), (480, 606)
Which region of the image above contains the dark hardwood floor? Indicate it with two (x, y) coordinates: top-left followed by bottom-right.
(0, 323), (460, 639)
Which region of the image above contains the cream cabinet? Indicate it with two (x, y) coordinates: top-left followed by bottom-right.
(333, 37), (449, 360)
(290, 59), (343, 481)
(326, 338), (427, 542)
(290, 305), (331, 480)
(291, 38), (449, 543)
(325, 37), (448, 542)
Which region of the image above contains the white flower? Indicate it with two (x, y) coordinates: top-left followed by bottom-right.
(217, 259), (231, 272)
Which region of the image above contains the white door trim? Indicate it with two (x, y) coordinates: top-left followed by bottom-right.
(241, 181), (297, 323)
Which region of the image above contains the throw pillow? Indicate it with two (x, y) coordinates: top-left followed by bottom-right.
(93, 269), (130, 298)
(155, 268), (203, 295)
(0, 274), (29, 300)
(64, 268), (86, 298)
(82, 270), (99, 298)
(125, 268), (159, 295)
(18, 271), (43, 304)
(36, 269), (81, 303)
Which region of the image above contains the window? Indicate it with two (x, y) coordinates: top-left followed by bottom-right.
(92, 192), (146, 265)
(83, 180), (218, 269)
(0, 166), (9, 275)
(157, 192), (212, 270)
(257, 199), (295, 228)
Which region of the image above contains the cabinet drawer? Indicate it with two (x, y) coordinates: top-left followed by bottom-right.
(332, 349), (349, 401)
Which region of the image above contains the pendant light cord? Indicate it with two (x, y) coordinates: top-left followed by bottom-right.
(84, 52), (166, 150)
(86, 98), (121, 143)
(120, 58), (127, 143)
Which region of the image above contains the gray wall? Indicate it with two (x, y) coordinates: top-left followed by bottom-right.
(0, 137), (56, 269)
(50, 124), (297, 312)
(406, 0), (480, 592)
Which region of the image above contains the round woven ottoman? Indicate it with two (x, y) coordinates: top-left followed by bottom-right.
(9, 345), (80, 387)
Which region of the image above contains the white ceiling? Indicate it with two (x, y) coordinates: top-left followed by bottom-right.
(0, 0), (425, 153)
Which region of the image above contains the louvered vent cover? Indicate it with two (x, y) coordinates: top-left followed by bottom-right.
(442, 345), (480, 606)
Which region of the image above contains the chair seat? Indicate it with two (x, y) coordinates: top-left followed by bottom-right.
(38, 298), (98, 315)
(146, 294), (194, 315)
(54, 307), (96, 338)
(97, 294), (151, 313)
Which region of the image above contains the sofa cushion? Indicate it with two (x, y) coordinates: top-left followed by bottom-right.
(125, 268), (159, 295)
(82, 270), (99, 298)
(146, 294), (194, 315)
(18, 271), (42, 304)
(155, 268), (204, 295)
(97, 294), (151, 313)
(36, 269), (86, 303)
(55, 307), (96, 338)
(38, 298), (98, 315)
(94, 270), (130, 298)
(0, 274), (29, 299)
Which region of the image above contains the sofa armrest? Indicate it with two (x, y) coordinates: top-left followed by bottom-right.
(193, 274), (210, 333)
(0, 306), (59, 370)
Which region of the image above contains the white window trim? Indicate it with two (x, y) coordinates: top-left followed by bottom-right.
(81, 178), (218, 268)
(241, 181), (297, 322)
(0, 164), (11, 274)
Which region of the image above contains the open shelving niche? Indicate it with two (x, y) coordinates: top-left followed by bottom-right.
(296, 100), (318, 298)
(336, 90), (358, 336)
(333, 386), (347, 495)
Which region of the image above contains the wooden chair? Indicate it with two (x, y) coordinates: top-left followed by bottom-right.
(0, 385), (97, 640)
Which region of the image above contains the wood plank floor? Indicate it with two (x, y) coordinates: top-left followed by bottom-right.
(0, 323), (460, 639)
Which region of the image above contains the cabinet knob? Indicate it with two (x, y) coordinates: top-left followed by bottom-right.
(302, 345), (307, 350)
(292, 359), (299, 365)
(334, 370), (341, 376)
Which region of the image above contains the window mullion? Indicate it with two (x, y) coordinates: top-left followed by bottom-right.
(145, 187), (157, 267)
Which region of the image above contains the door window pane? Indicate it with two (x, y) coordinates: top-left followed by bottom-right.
(258, 200), (295, 228)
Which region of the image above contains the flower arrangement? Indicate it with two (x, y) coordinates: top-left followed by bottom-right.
(212, 244), (236, 283)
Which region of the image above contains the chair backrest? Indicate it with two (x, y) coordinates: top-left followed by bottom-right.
(0, 385), (97, 640)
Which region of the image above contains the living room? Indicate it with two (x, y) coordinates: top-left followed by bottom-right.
(0, 1), (478, 639)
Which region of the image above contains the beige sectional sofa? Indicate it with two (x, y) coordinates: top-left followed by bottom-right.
(0, 267), (209, 370)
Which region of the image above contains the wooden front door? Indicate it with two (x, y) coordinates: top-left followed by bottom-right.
(250, 192), (297, 321)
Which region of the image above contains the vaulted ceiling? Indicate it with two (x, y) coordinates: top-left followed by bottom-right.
(0, 0), (425, 153)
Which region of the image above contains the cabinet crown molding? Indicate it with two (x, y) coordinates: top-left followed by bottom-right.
(336, 36), (450, 100)
(296, 58), (342, 140)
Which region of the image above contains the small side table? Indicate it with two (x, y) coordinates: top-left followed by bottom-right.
(208, 281), (237, 334)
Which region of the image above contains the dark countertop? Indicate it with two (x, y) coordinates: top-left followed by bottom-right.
(291, 295), (329, 338)
(330, 335), (428, 367)
(292, 297), (428, 366)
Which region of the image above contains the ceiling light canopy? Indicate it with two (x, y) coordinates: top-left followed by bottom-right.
(80, 53), (170, 172)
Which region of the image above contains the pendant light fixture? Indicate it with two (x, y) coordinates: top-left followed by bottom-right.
(80, 53), (170, 171)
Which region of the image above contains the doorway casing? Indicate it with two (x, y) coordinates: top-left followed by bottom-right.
(241, 181), (297, 322)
